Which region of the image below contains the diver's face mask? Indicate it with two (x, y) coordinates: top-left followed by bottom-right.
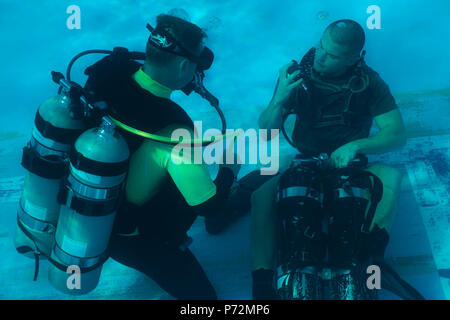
(146, 24), (214, 95)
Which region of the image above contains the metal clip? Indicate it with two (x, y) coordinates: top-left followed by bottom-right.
(65, 186), (74, 208)
(303, 226), (316, 239)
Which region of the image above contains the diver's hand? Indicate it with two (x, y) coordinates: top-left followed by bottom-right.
(330, 141), (359, 168)
(271, 61), (304, 107)
(219, 154), (241, 178)
(220, 162), (241, 179)
(219, 135), (241, 178)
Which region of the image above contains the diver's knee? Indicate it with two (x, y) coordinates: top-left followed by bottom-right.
(250, 188), (261, 206)
(251, 175), (280, 206)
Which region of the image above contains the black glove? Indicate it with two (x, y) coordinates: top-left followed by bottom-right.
(201, 167), (235, 234)
(252, 268), (279, 300)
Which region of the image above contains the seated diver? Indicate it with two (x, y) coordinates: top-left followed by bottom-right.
(251, 19), (408, 299)
(83, 14), (240, 299)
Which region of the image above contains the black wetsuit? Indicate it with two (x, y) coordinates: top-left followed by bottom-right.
(84, 53), (234, 300)
(109, 175), (218, 300)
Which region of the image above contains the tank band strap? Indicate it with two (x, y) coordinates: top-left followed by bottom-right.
(30, 135), (67, 157)
(34, 111), (84, 145)
(58, 185), (119, 217)
(277, 186), (322, 202)
(21, 146), (67, 179)
(51, 241), (109, 273)
(67, 174), (122, 200)
(69, 149), (129, 177)
(17, 203), (53, 232)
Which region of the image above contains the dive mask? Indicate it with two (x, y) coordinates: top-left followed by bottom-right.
(146, 23), (217, 104)
(146, 23), (214, 71)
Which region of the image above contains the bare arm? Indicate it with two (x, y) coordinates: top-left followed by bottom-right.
(354, 109), (407, 154)
(258, 91), (287, 131)
(258, 62), (303, 139)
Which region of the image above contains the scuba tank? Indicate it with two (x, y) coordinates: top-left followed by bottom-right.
(48, 116), (129, 295)
(14, 74), (86, 279)
(14, 68), (128, 295)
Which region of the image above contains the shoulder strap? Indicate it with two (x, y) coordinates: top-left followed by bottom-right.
(16, 216), (42, 281)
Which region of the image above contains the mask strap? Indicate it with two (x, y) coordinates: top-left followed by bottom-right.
(146, 24), (202, 65)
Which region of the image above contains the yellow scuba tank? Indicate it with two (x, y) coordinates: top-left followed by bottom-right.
(48, 116), (129, 295)
(14, 80), (86, 279)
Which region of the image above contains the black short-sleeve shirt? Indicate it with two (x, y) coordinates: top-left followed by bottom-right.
(291, 65), (398, 155)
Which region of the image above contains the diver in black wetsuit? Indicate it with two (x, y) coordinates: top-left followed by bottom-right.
(84, 14), (239, 299)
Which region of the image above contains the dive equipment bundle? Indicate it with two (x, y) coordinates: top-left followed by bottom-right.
(15, 70), (130, 294)
(275, 48), (423, 299)
(275, 153), (424, 300)
(15, 75), (87, 278)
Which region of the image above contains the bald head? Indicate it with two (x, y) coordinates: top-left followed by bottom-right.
(325, 19), (365, 56)
(313, 19), (365, 77)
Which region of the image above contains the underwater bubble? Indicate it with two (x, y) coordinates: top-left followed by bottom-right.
(316, 10), (329, 20)
(202, 17), (223, 32)
(167, 8), (191, 22)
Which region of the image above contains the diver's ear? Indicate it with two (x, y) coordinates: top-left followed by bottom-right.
(179, 57), (190, 73)
(347, 54), (361, 66)
(349, 49), (365, 66)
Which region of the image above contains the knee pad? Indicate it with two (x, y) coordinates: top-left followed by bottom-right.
(276, 165), (326, 268)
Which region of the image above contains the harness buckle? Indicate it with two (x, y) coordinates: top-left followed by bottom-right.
(360, 223), (371, 235)
(304, 226), (317, 239)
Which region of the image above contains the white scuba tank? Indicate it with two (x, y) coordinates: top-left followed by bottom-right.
(48, 116), (129, 295)
(14, 89), (86, 277)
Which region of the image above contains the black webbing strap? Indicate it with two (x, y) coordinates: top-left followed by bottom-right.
(18, 203), (51, 232)
(58, 185), (119, 217)
(49, 242), (110, 274)
(338, 170), (383, 233)
(16, 214), (109, 280)
(34, 111), (84, 144)
(21, 146), (68, 179)
(69, 149), (129, 177)
(16, 216), (41, 281)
